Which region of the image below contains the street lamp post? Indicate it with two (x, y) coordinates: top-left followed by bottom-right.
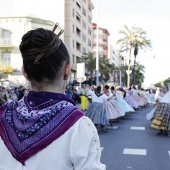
(96, 0), (99, 86)
(133, 44), (138, 86)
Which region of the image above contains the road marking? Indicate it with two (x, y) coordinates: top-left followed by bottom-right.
(130, 127), (145, 130)
(168, 151), (170, 156)
(123, 148), (147, 155)
(101, 147), (104, 152)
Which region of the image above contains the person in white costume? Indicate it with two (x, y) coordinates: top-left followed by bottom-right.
(0, 27), (106, 170)
(86, 86), (109, 130)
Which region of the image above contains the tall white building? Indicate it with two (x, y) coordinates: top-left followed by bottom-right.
(64, 0), (94, 82)
(108, 45), (121, 67)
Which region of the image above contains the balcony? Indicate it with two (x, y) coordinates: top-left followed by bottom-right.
(0, 38), (14, 48)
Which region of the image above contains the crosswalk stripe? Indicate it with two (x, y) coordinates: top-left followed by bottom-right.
(123, 148), (147, 155)
(101, 147), (104, 152)
(168, 151), (170, 156)
(130, 127), (145, 130)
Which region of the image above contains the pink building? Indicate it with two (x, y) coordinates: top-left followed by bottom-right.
(92, 23), (110, 60)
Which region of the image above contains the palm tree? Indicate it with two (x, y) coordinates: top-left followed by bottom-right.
(117, 25), (152, 64)
(82, 53), (115, 84)
(82, 53), (96, 85)
(131, 62), (145, 85)
(116, 25), (152, 87)
(99, 57), (115, 83)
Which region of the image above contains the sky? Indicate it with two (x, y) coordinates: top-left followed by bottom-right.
(91, 0), (170, 85)
(1, 0), (170, 85)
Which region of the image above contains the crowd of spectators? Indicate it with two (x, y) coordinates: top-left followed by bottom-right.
(0, 86), (28, 105)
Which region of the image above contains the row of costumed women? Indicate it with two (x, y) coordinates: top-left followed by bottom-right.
(85, 86), (151, 128)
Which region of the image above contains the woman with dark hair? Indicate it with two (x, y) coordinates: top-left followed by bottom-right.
(86, 86), (109, 130)
(0, 27), (106, 170)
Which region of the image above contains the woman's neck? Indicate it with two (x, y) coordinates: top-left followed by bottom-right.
(31, 80), (66, 93)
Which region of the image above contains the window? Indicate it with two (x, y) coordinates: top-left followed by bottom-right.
(88, 16), (91, 23)
(73, 24), (74, 33)
(88, 40), (91, 47)
(82, 21), (86, 30)
(76, 13), (81, 23)
(2, 29), (11, 44)
(88, 28), (91, 35)
(73, 40), (74, 48)
(76, 27), (81, 37)
(2, 52), (11, 66)
(73, 9), (74, 17)
(82, 7), (86, 16)
(82, 34), (86, 42)
(76, 42), (81, 52)
(76, 2), (81, 9)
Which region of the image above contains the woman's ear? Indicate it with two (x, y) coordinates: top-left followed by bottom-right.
(21, 66), (29, 80)
(64, 62), (71, 80)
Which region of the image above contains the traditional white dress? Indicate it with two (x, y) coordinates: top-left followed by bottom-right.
(86, 90), (109, 126)
(0, 116), (106, 170)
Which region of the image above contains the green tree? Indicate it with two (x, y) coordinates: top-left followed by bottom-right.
(154, 77), (170, 87)
(131, 62), (145, 85)
(99, 57), (115, 83)
(83, 53), (96, 76)
(83, 53), (115, 84)
(116, 62), (145, 86)
(82, 53), (96, 85)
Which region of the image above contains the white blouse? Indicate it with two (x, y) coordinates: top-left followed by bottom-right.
(0, 116), (106, 170)
(88, 90), (108, 103)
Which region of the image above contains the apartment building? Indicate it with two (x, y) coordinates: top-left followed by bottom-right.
(65, 0), (94, 82)
(108, 45), (122, 67)
(92, 23), (110, 60)
(0, 16), (63, 85)
(0, 0), (94, 84)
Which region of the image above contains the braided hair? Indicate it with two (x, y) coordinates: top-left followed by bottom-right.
(19, 28), (70, 83)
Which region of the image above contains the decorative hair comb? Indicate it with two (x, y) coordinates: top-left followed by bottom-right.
(34, 22), (64, 64)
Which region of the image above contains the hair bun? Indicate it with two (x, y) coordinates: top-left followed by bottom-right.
(20, 28), (60, 61)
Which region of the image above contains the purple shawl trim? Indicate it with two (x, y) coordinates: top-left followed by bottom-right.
(0, 91), (84, 165)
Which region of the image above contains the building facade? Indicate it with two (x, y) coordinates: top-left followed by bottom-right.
(0, 0), (94, 84)
(92, 23), (110, 60)
(64, 0), (94, 82)
(0, 16), (63, 85)
(108, 45), (121, 67)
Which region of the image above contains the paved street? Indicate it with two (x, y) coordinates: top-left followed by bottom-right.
(77, 104), (170, 170)
(97, 105), (170, 170)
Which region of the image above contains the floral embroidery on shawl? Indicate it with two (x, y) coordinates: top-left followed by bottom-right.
(0, 91), (84, 165)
